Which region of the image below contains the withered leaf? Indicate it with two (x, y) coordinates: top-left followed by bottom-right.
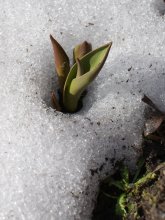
(142, 95), (165, 137)
(142, 95), (163, 114)
(51, 91), (61, 112)
(143, 114), (164, 137)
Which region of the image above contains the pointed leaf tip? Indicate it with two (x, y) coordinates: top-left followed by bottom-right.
(142, 95), (163, 114)
(144, 114), (164, 137)
(63, 42), (112, 112)
(73, 41), (92, 63)
(50, 35), (70, 92)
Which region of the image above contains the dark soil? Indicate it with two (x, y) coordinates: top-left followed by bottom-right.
(136, 137), (165, 220)
(92, 122), (165, 220)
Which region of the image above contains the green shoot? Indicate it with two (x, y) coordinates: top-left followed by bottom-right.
(50, 34), (112, 113)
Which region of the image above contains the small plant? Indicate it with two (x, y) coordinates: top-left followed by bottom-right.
(50, 35), (112, 113)
(92, 96), (165, 219)
(93, 159), (165, 220)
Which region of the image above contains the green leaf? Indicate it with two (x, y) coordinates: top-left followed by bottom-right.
(121, 166), (129, 184)
(109, 178), (125, 191)
(133, 172), (156, 193)
(102, 191), (118, 199)
(76, 58), (84, 77)
(50, 35), (70, 92)
(73, 41), (92, 63)
(63, 42), (112, 112)
(133, 162), (165, 191)
(132, 157), (145, 183)
(115, 193), (127, 217)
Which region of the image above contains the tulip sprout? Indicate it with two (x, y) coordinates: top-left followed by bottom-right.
(50, 35), (112, 113)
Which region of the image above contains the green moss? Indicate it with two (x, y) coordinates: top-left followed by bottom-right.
(93, 160), (165, 220)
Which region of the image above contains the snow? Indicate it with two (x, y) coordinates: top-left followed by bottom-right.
(0, 0), (165, 219)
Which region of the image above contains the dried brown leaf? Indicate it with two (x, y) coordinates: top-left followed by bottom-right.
(144, 114), (164, 137)
(51, 91), (61, 111)
(142, 95), (163, 114)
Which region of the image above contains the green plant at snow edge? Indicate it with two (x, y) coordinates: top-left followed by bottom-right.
(101, 159), (165, 219)
(50, 35), (112, 113)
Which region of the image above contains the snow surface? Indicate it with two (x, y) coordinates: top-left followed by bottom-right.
(0, 0), (165, 219)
